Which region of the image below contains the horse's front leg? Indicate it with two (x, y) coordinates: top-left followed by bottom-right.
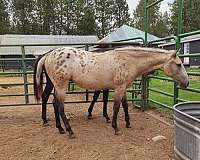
(122, 95), (131, 128)
(103, 89), (110, 123)
(112, 87), (125, 135)
(87, 90), (101, 119)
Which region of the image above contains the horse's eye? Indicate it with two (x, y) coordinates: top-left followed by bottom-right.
(177, 63), (182, 67)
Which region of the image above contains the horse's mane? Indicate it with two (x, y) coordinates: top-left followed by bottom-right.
(115, 46), (174, 54)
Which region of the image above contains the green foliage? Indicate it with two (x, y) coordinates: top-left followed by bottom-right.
(94, 0), (115, 38)
(170, 0), (200, 34)
(78, 4), (98, 35)
(5, 0), (129, 37)
(156, 11), (171, 37)
(0, 0), (10, 34)
(132, 0), (165, 37)
(113, 0), (130, 29)
(11, 0), (38, 34)
(0, 0), (199, 38)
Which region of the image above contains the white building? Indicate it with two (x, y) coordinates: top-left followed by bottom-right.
(0, 34), (98, 56)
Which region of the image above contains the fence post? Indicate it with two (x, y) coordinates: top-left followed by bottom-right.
(21, 46), (29, 104)
(85, 45), (89, 102)
(141, 75), (149, 111)
(131, 83), (135, 103)
(68, 81), (71, 92)
(173, 82), (179, 105)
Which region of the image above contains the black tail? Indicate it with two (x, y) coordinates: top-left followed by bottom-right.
(33, 55), (45, 102)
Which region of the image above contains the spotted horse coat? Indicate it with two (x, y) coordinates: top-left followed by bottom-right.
(34, 46), (189, 138)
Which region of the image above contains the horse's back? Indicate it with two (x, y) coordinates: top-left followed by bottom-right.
(44, 47), (116, 90)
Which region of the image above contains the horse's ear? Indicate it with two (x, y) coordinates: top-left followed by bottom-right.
(171, 51), (176, 58)
(171, 48), (181, 58)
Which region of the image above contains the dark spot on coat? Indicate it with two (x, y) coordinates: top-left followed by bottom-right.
(59, 52), (65, 56)
(45, 49), (54, 55)
(79, 55), (83, 60)
(60, 60), (65, 65)
(70, 49), (76, 53)
(58, 68), (64, 73)
(66, 53), (70, 59)
(55, 66), (59, 70)
(57, 55), (63, 60)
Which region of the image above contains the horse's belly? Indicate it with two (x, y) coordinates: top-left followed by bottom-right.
(73, 75), (114, 90)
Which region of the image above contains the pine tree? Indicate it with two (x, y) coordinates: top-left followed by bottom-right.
(0, 0), (10, 34)
(94, 0), (114, 38)
(170, 0), (200, 34)
(113, 0), (130, 29)
(131, 0), (161, 36)
(35, 0), (56, 34)
(78, 1), (97, 35)
(156, 11), (171, 37)
(11, 0), (38, 34)
(71, 0), (85, 34)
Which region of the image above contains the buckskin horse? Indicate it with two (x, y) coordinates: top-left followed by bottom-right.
(33, 46), (189, 138)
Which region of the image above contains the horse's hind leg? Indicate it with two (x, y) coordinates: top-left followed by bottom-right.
(52, 97), (65, 134)
(87, 90), (101, 119)
(122, 95), (131, 128)
(41, 77), (53, 126)
(103, 89), (110, 123)
(55, 89), (75, 138)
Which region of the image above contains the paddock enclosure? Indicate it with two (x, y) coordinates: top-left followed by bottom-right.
(1, 0), (200, 159)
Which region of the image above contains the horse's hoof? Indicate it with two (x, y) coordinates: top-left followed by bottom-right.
(69, 134), (76, 139)
(58, 127), (65, 134)
(87, 115), (93, 120)
(114, 129), (122, 135)
(126, 124), (132, 128)
(42, 122), (49, 127)
(106, 119), (111, 123)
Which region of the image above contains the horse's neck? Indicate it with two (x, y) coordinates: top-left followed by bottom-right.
(134, 53), (170, 75)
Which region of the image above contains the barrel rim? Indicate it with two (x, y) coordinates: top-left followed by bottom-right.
(173, 101), (200, 123)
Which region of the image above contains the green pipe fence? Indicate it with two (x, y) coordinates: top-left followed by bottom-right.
(0, 42), (143, 107)
(143, 0), (200, 110)
(0, 41), (199, 109)
(0, 42), (199, 108)
(0, 0), (200, 110)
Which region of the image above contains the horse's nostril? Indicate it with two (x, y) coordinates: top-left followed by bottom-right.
(186, 81), (189, 87)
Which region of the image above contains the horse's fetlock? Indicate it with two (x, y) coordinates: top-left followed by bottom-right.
(58, 128), (65, 134)
(112, 121), (117, 129)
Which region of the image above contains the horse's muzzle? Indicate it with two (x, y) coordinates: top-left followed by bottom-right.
(180, 81), (189, 88)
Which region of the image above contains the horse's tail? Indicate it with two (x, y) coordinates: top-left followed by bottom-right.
(33, 55), (46, 102)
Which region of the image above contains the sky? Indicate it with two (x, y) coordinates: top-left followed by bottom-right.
(126, 0), (175, 16)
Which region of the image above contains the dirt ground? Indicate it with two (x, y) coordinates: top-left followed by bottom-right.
(0, 103), (174, 160)
(0, 76), (175, 160)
